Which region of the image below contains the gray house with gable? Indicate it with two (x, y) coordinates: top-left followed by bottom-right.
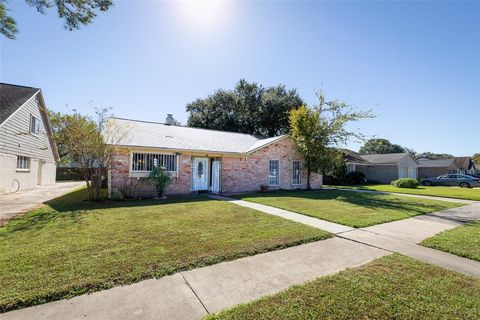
(0, 83), (59, 194)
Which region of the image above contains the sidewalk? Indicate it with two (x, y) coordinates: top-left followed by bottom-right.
(1, 194), (479, 320)
(0, 238), (387, 320)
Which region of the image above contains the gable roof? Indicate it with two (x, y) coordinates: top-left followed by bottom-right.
(418, 158), (454, 168)
(108, 117), (288, 155)
(342, 149), (418, 165)
(361, 153), (409, 164)
(418, 157), (475, 170)
(0, 83), (40, 125)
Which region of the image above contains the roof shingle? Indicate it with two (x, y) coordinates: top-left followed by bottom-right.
(109, 117), (287, 154)
(0, 83), (39, 125)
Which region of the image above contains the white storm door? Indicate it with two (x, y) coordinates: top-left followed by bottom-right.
(211, 160), (221, 194)
(193, 158), (209, 191)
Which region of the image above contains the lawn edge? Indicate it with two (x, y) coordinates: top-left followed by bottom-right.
(0, 233), (331, 314)
(331, 185), (480, 202)
(235, 190), (461, 228)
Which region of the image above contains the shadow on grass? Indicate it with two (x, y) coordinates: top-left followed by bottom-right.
(0, 188), (211, 235)
(241, 189), (453, 216)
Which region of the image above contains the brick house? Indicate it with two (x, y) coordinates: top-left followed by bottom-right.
(108, 117), (322, 197)
(343, 149), (419, 184)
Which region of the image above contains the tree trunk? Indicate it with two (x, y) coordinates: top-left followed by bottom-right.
(307, 167), (311, 190)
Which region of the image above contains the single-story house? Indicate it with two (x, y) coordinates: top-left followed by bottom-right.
(418, 157), (477, 178)
(108, 116), (322, 197)
(343, 149), (418, 183)
(0, 83), (59, 194)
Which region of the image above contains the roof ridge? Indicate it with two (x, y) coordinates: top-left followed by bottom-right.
(0, 82), (40, 91)
(109, 116), (270, 140)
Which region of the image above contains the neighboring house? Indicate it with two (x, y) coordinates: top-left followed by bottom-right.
(418, 157), (477, 178)
(108, 117), (322, 197)
(343, 150), (418, 183)
(0, 83), (59, 194)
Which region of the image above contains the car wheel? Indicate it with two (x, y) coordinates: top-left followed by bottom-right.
(459, 182), (470, 188)
(422, 181), (432, 186)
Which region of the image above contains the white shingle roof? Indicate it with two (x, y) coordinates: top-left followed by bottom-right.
(109, 117), (287, 154)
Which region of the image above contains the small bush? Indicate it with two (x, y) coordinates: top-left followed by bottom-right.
(148, 166), (172, 198)
(345, 171), (366, 185)
(391, 178), (419, 188)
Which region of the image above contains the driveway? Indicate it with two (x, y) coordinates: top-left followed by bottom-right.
(0, 181), (84, 225)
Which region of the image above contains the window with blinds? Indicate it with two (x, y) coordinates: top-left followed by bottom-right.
(131, 153), (177, 172)
(17, 156), (30, 170)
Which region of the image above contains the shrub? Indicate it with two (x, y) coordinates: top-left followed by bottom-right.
(391, 178), (419, 188)
(345, 171), (366, 185)
(148, 166), (172, 198)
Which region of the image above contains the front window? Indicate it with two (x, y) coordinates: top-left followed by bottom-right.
(17, 156), (30, 171)
(269, 160), (280, 186)
(30, 115), (40, 135)
(131, 153), (177, 172)
(347, 163), (356, 173)
(292, 161), (302, 185)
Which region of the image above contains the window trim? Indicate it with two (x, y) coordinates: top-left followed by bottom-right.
(130, 152), (178, 175)
(292, 160), (302, 186)
(29, 114), (40, 136)
(268, 159), (280, 186)
(16, 156), (31, 172)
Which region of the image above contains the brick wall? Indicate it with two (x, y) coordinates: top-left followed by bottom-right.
(355, 164), (398, 184)
(221, 138), (322, 194)
(110, 148), (192, 198)
(109, 138), (323, 197)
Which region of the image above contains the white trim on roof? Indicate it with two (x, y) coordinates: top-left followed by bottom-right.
(0, 89), (40, 128)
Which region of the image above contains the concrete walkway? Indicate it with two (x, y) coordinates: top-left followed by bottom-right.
(1, 193), (479, 320)
(0, 181), (85, 225)
(208, 194), (354, 234)
(0, 238), (387, 320)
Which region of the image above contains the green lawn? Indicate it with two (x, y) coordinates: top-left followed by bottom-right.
(0, 188), (330, 313)
(421, 221), (480, 262)
(238, 190), (462, 228)
(206, 254), (480, 320)
(332, 184), (480, 201)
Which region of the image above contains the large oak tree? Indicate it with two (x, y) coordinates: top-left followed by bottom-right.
(186, 79), (304, 137)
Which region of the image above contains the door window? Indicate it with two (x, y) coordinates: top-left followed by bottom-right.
(197, 161), (204, 178)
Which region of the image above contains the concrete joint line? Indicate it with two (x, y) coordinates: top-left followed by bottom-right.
(180, 272), (210, 315)
(335, 234), (394, 254)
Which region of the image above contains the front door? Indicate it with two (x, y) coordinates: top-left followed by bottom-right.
(192, 157), (209, 191)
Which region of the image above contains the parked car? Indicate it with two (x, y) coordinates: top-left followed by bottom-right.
(421, 174), (480, 188)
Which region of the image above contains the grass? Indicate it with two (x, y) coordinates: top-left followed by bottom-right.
(237, 190), (462, 228)
(0, 188), (330, 313)
(206, 254), (480, 320)
(332, 184), (480, 201)
(421, 221), (480, 262)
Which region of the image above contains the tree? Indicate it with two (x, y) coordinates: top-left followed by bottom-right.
(415, 152), (454, 160)
(51, 107), (128, 200)
(186, 79), (304, 137)
(289, 94), (373, 189)
(359, 138), (405, 155)
(1, 0), (112, 39)
(472, 153), (480, 166)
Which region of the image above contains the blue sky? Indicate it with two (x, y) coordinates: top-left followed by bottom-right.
(1, 1), (479, 155)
